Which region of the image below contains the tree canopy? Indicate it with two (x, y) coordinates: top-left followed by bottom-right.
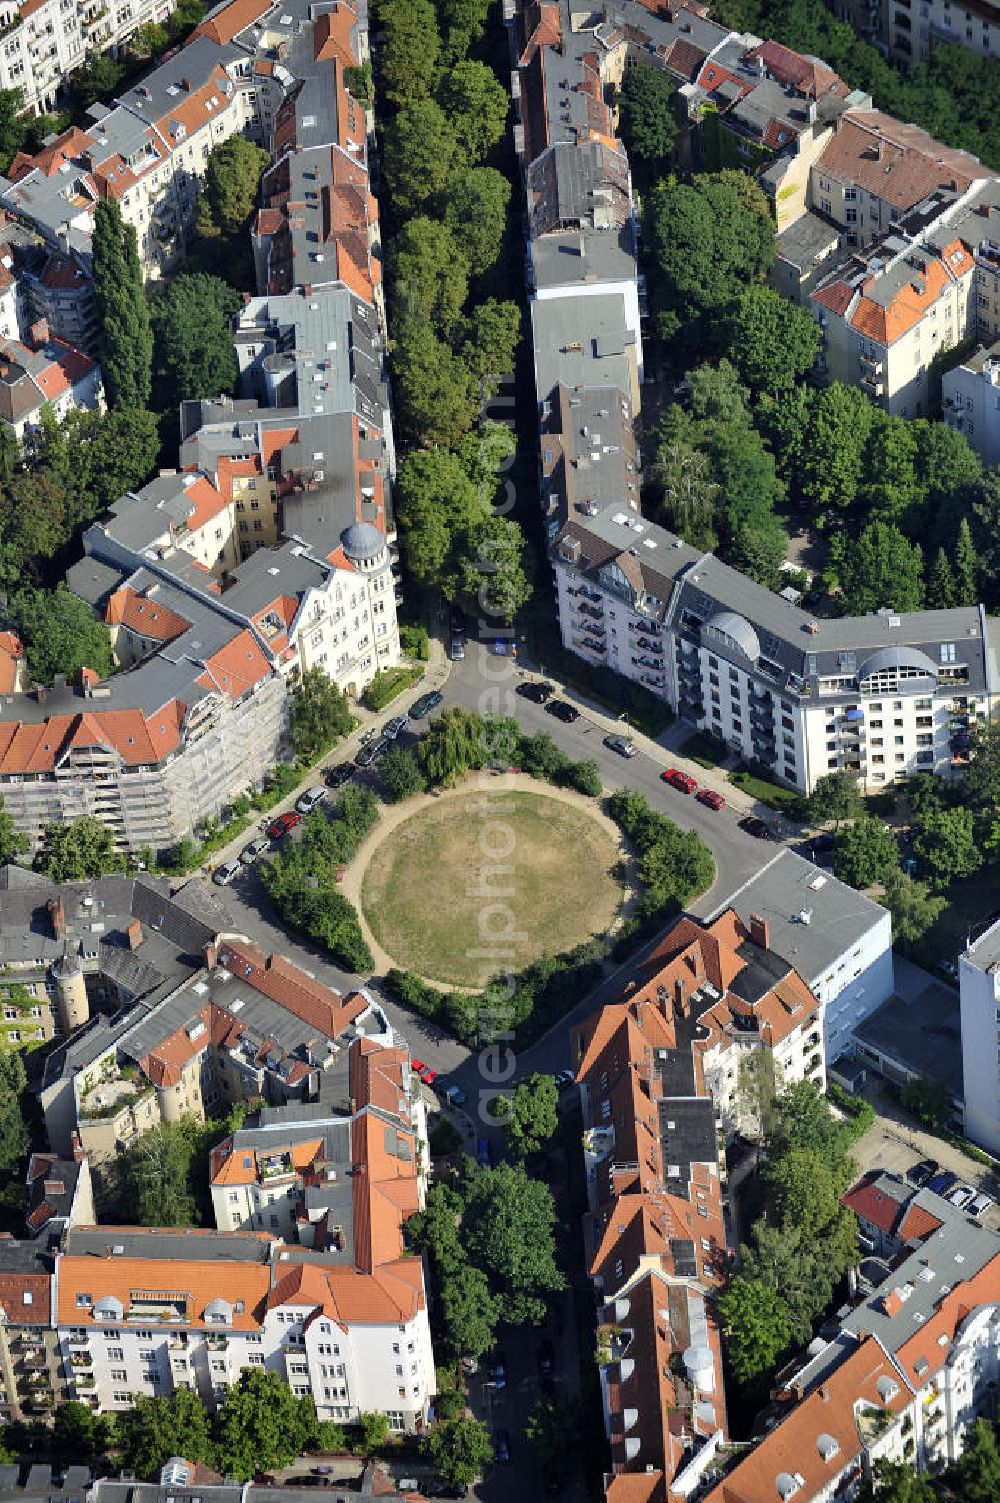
(288, 669), (353, 761)
(12, 586), (114, 685)
(832, 817), (900, 889)
(33, 816), (126, 882)
(152, 273), (240, 404)
(214, 1370), (318, 1479)
(437, 61), (509, 165)
(616, 63), (677, 190)
(496, 1073), (559, 1157)
(92, 199), (153, 412)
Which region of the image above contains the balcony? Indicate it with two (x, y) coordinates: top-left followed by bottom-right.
(207, 1335), (229, 1351)
(68, 1335), (89, 1349)
(72, 1374), (97, 1393)
(68, 1351), (93, 1369)
(861, 373), (885, 397)
(169, 1334), (189, 1350)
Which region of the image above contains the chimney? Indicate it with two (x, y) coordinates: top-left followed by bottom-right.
(71, 1131), (86, 1162)
(180, 76), (191, 90)
(29, 318), (48, 349)
(749, 913), (770, 950)
(47, 896), (65, 941)
(125, 918), (142, 951)
(673, 975), (687, 1015)
(687, 945), (706, 984)
(80, 666), (99, 691)
(203, 941), (218, 971)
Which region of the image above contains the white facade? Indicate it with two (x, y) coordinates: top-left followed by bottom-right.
(813, 916), (895, 1065)
(960, 918), (1000, 1154)
(0, 0), (175, 115)
(943, 345), (1000, 468)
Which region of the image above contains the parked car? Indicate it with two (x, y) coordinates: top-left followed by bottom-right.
(212, 859), (242, 886)
(604, 733), (637, 758)
(438, 1082), (467, 1107)
(537, 1338), (554, 1378)
(490, 640), (515, 656)
(383, 714), (409, 738)
(488, 1352), (507, 1389)
(325, 763), (353, 790)
(907, 1158), (939, 1187)
(296, 785), (327, 815)
(412, 1058), (437, 1086)
(555, 1069), (575, 1090)
(356, 737), (390, 768)
(450, 607), (466, 636)
(494, 1429), (511, 1463)
(949, 1183), (977, 1210)
(450, 637), (466, 661)
(928, 1170), (959, 1197)
(545, 699), (579, 723)
(969, 1192), (994, 1219)
(240, 837), (270, 866)
(476, 1137), (491, 1167)
(517, 679), (554, 703)
(267, 811), (302, 840)
(739, 815), (773, 840)
(662, 768), (697, 794)
(410, 690), (443, 719)
(696, 788), (726, 811)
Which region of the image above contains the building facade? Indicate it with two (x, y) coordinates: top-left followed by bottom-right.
(960, 916), (1000, 1154)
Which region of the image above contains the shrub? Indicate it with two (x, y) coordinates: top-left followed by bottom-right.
(558, 759), (603, 797)
(400, 624), (430, 660)
(362, 666), (423, 711)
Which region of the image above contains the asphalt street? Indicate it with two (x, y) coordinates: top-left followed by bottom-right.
(183, 634), (792, 1099)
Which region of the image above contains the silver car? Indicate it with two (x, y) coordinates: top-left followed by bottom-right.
(296, 785), (327, 814)
(212, 859), (242, 886)
(240, 837), (270, 866)
(604, 733), (637, 758)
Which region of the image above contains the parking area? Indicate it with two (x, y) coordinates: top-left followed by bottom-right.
(848, 1082), (1000, 1232)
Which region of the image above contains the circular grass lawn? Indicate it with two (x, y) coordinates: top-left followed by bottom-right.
(360, 788), (622, 988)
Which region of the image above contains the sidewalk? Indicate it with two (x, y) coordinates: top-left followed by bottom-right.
(184, 637), (452, 885)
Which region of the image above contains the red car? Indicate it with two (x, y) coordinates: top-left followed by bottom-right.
(411, 1058), (437, 1086)
(662, 768), (697, 795)
(696, 789), (726, 812)
(267, 810), (302, 840)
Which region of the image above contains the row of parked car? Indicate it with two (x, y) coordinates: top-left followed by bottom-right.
(908, 1157), (994, 1218)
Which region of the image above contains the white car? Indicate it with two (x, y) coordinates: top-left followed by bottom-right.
(295, 785), (327, 815)
(949, 1183), (976, 1210)
(969, 1192), (994, 1219)
(212, 860), (242, 886)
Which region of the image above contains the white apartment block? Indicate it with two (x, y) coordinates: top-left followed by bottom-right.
(0, 0), (175, 116)
(960, 917), (1000, 1154)
(836, 0), (1000, 68)
(711, 849), (894, 1066)
(553, 506), (995, 794)
(942, 338), (1000, 466)
(54, 1226), (435, 1431)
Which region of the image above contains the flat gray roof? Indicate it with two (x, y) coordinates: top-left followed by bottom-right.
(854, 982), (964, 1099)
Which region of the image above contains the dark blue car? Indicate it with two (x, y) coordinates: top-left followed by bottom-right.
(928, 1170), (959, 1197)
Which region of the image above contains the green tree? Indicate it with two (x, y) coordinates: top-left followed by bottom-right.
(71, 51), (126, 112)
(965, 471), (1000, 603)
(856, 1460), (937, 1503)
(418, 706), (489, 786)
(380, 746), (427, 802)
(900, 1074), (951, 1131)
(441, 167), (511, 277)
(727, 521), (788, 591)
(942, 1416), (1000, 1502)
(195, 135), (269, 239)
(0, 88), (27, 173)
(38, 406), (160, 527)
(718, 1274), (792, 1387)
(837, 521), (924, 615)
(798, 382), (874, 513)
(396, 448), (482, 589)
(33, 816), (124, 881)
(526, 1395), (580, 1484)
(214, 1369), (318, 1479)
(0, 1045), (27, 1182)
(423, 1415), (493, 1491)
(646, 171), (774, 338)
(616, 63), (676, 190)
(114, 1119), (199, 1226)
(962, 721), (1000, 818)
(288, 668), (353, 760)
(356, 1412), (389, 1453)
(462, 1162), (565, 1324)
(455, 420), (517, 507)
(912, 805), (981, 889)
(0, 793), (26, 866)
(438, 1262), (500, 1360)
(497, 1073), (559, 1156)
(152, 273), (239, 404)
(832, 817), (900, 889)
(53, 1401), (103, 1462)
(724, 286), (821, 394)
(406, 1180), (466, 1276)
(13, 586), (113, 684)
(457, 513), (531, 623)
(461, 299), (521, 398)
(383, 99), (457, 215)
(954, 515), (979, 605)
(736, 1051), (781, 1144)
(91, 199), (153, 411)
(378, 0), (440, 105)
(438, 60), (509, 166)
(344, 62), (373, 106)
(438, 0), (490, 64)
(879, 869), (945, 952)
(391, 217), (469, 338)
(117, 1389), (214, 1478)
(393, 325), (477, 445)
(762, 1146), (852, 1242)
(807, 771), (864, 828)
(926, 546), (956, 609)
(859, 414), (920, 523)
(650, 434), (719, 549)
(0, 473), (70, 583)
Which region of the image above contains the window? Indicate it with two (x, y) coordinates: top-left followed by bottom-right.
(110, 1368), (127, 1382)
(107, 1347), (123, 1361)
(76, 1294), (92, 1308)
(113, 1391), (130, 1404)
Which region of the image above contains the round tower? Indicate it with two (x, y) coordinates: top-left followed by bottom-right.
(51, 948), (89, 1034)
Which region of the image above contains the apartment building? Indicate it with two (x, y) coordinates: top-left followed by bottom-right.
(42, 930), (392, 1166)
(572, 962), (728, 1498)
(710, 849), (894, 1066)
(54, 1219), (434, 1431)
(0, 1239), (68, 1424)
(699, 1181), (1000, 1501)
(836, 0), (1000, 67)
(0, 319), (102, 441)
(942, 337), (1000, 464)
(959, 916), (1000, 1154)
(0, 0), (176, 117)
(24, 1149), (95, 1240)
(85, 1460), (430, 1503)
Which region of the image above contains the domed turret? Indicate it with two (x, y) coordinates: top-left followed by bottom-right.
(51, 947), (89, 1033)
(340, 521), (386, 566)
